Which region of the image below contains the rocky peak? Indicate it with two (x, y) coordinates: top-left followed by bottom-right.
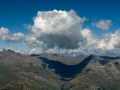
(88, 54), (97, 59)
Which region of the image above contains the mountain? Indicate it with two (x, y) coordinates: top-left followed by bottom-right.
(0, 50), (120, 90)
(40, 52), (86, 65)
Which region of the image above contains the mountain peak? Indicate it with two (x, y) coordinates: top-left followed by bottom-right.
(2, 49), (14, 52)
(88, 54), (97, 58)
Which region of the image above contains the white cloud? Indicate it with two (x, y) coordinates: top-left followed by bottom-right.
(0, 27), (9, 35)
(24, 10), (87, 49)
(32, 10), (86, 35)
(81, 28), (91, 38)
(96, 29), (120, 50)
(17, 48), (43, 55)
(0, 27), (25, 42)
(92, 19), (112, 30)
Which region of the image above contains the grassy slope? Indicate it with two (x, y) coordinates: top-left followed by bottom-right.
(0, 63), (64, 90)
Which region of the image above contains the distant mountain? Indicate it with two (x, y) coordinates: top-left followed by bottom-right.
(0, 50), (120, 90)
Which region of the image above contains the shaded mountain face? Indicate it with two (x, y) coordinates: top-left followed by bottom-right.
(0, 50), (120, 90)
(39, 55), (93, 78)
(100, 56), (120, 60)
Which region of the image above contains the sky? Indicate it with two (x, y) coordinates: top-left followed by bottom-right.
(0, 0), (120, 55)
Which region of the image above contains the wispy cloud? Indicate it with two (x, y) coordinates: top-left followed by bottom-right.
(92, 19), (112, 30)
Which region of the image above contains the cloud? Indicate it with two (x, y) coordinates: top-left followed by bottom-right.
(24, 10), (87, 49)
(96, 29), (120, 50)
(0, 49), (3, 52)
(92, 19), (112, 30)
(17, 48), (43, 55)
(0, 27), (25, 42)
(23, 10), (117, 55)
(24, 35), (43, 47)
(20, 28), (120, 55)
(81, 28), (98, 47)
(23, 23), (32, 30)
(1, 10), (120, 55)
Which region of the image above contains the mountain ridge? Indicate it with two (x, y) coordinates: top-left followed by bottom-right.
(0, 50), (120, 90)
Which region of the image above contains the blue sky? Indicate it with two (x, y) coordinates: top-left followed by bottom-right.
(0, 0), (120, 55)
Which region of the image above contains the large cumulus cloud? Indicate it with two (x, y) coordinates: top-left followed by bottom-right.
(24, 10), (120, 55)
(24, 10), (87, 49)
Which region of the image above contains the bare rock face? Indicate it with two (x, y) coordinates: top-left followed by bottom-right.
(0, 50), (120, 90)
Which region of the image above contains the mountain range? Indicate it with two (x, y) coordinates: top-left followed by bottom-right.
(0, 49), (120, 90)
